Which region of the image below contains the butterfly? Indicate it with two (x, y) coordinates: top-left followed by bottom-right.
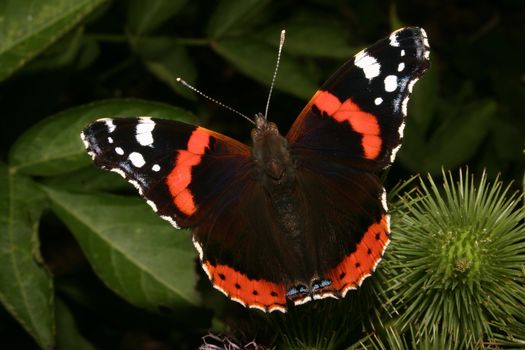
(81, 27), (430, 312)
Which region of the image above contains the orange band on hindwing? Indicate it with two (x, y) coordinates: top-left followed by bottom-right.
(203, 262), (287, 312)
(326, 214), (390, 297)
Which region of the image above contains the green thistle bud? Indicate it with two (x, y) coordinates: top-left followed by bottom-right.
(384, 170), (525, 346)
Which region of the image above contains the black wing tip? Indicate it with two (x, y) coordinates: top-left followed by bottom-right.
(390, 27), (430, 59)
(80, 117), (119, 157)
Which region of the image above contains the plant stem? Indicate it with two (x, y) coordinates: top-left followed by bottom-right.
(87, 34), (209, 46)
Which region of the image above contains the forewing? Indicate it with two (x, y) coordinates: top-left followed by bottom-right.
(287, 27), (430, 170)
(81, 117), (251, 228)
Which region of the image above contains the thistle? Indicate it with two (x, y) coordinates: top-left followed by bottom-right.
(384, 170), (525, 346)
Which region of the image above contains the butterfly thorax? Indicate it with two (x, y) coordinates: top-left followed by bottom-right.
(251, 114), (312, 280)
(251, 113), (296, 189)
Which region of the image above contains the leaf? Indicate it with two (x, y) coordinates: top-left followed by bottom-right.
(43, 187), (200, 310)
(9, 99), (197, 177)
(408, 63), (439, 134)
(127, 0), (188, 36)
(260, 20), (356, 59)
(135, 38), (197, 99)
(213, 39), (317, 100)
(41, 166), (130, 193)
(55, 298), (96, 350)
(0, 0), (107, 81)
(22, 26), (84, 74)
(424, 99), (497, 173)
(0, 165), (54, 349)
(401, 99), (497, 174)
(207, 0), (270, 38)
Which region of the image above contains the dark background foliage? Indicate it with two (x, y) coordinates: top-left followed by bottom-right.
(0, 0), (524, 349)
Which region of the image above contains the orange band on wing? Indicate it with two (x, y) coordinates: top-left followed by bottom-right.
(313, 90), (382, 159)
(313, 90), (342, 116)
(203, 262), (287, 312)
(327, 214), (390, 297)
(166, 127), (210, 216)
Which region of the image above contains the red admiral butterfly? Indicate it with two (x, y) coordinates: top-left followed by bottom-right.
(81, 27), (430, 312)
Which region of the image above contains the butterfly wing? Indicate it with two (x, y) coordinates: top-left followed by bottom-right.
(82, 117), (251, 227)
(287, 27), (430, 170)
(81, 117), (289, 311)
(283, 27), (429, 303)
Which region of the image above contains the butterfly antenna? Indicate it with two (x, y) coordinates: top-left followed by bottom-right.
(264, 29), (286, 120)
(176, 77), (255, 125)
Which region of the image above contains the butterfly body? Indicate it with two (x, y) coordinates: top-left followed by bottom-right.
(81, 27), (430, 312)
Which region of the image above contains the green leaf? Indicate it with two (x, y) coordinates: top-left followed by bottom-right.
(0, 165), (54, 349)
(408, 63), (439, 134)
(74, 34), (100, 70)
(423, 99), (497, 173)
(135, 38), (197, 99)
(213, 39), (317, 100)
(9, 99), (197, 177)
(207, 0), (270, 38)
(260, 20), (356, 59)
(0, 0), (107, 81)
(41, 166), (130, 193)
(127, 0), (188, 36)
(55, 298), (96, 350)
(401, 99), (497, 174)
(43, 187), (200, 310)
(23, 26), (84, 74)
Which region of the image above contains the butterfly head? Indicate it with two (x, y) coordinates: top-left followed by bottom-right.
(251, 113), (294, 184)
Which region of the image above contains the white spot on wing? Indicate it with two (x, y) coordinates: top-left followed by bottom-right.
(293, 296), (312, 306)
(230, 297), (247, 307)
(401, 96), (409, 115)
(129, 152), (145, 168)
(268, 305), (286, 313)
(354, 50), (381, 80)
(110, 168), (126, 178)
(136, 117), (155, 146)
(408, 77), (419, 93)
(313, 293), (338, 300)
(374, 97), (383, 105)
(107, 137), (114, 144)
(341, 285), (357, 298)
(384, 75), (398, 92)
(201, 263), (212, 279)
(372, 258), (382, 272)
(80, 132), (89, 149)
(389, 30), (400, 47)
(397, 62), (405, 72)
(398, 122), (406, 139)
(381, 189), (388, 212)
(357, 273), (371, 287)
(390, 144), (402, 163)
(99, 118), (116, 133)
(424, 50), (430, 60)
(128, 179), (143, 195)
(146, 200), (158, 212)
(212, 284), (228, 298)
(421, 28), (430, 47)
(152, 164), (161, 172)
(115, 147), (124, 155)
(160, 215), (180, 229)
(80, 132), (97, 160)
(192, 237), (204, 260)
(401, 49), (406, 56)
(249, 304), (267, 312)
